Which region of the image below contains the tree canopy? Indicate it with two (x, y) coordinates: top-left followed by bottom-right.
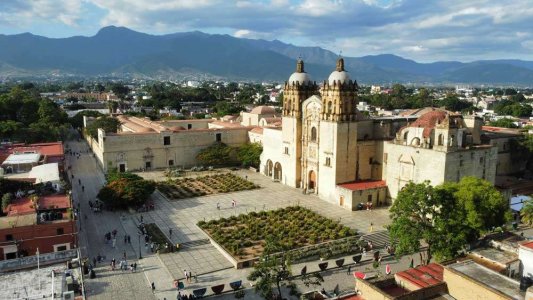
(97, 169), (155, 209)
(389, 177), (509, 263)
(69, 110), (104, 129)
(494, 100), (532, 117)
(237, 143), (263, 168)
(488, 118), (518, 128)
(0, 87), (69, 143)
(85, 116), (121, 139)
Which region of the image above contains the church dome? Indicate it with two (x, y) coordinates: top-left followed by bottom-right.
(328, 58), (350, 85)
(251, 106), (276, 115)
(288, 59), (312, 86)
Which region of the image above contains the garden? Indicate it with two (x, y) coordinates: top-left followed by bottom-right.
(157, 173), (259, 200)
(198, 206), (359, 262)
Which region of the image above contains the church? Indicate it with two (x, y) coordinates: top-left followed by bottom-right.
(259, 58), (498, 210)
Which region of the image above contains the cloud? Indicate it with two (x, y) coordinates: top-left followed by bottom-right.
(0, 0), (83, 27)
(1, 0), (533, 61)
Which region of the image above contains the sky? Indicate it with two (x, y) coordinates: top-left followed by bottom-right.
(0, 0), (532, 62)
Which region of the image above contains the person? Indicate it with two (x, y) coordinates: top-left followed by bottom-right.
(188, 271), (192, 283)
(184, 269), (188, 282)
(82, 185), (85, 192)
(370, 222), (374, 233)
(216, 202), (220, 210)
(151, 282), (155, 293)
(140, 215), (144, 222)
(111, 258), (116, 270)
(347, 264), (352, 275)
(169, 228), (173, 238)
(93, 257), (97, 267)
(231, 200), (236, 208)
(124, 235), (128, 244)
(127, 235), (131, 244)
(78, 179), (81, 185)
(133, 262), (137, 272)
(112, 238), (116, 248)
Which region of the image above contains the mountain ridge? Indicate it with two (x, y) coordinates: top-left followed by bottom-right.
(0, 26), (532, 85)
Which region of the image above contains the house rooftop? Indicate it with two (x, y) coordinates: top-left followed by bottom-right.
(447, 260), (524, 299)
(395, 263), (444, 289)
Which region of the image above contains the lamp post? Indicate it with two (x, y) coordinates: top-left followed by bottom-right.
(138, 232), (143, 259)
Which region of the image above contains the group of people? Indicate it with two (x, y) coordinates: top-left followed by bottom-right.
(104, 230), (118, 248)
(216, 200), (237, 210)
(88, 200), (103, 213)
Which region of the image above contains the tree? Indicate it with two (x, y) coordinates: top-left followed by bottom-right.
(521, 199), (533, 225)
(237, 143), (263, 168)
(389, 177), (509, 264)
(97, 170), (155, 209)
(85, 116), (121, 138)
(248, 238), (292, 300)
(1, 193), (13, 211)
(451, 177), (510, 233)
(69, 111), (103, 129)
(489, 118), (518, 128)
(196, 143), (237, 166)
(439, 95), (473, 112)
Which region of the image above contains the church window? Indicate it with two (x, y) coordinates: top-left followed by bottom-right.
(284, 147), (289, 155)
(169, 160), (174, 166)
(438, 134), (444, 146)
(311, 127), (317, 142)
(325, 157), (331, 167)
(163, 136), (171, 145)
(216, 133), (222, 142)
(327, 101), (333, 114)
(403, 131), (409, 141)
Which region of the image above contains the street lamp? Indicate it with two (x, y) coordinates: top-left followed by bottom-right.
(138, 232), (143, 259)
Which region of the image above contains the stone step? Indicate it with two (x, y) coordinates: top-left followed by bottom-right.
(360, 230), (390, 248)
(179, 239), (211, 248)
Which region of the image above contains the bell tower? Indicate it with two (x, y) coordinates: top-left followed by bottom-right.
(281, 59), (318, 188)
(320, 58), (359, 122)
(317, 57), (360, 201)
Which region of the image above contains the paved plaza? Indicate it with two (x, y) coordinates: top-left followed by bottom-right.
(67, 135), (396, 300)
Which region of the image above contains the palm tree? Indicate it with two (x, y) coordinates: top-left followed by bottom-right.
(521, 198), (533, 226)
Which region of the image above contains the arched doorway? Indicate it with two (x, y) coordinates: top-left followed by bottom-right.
(274, 162), (282, 181)
(266, 160), (273, 177)
(308, 170), (316, 190)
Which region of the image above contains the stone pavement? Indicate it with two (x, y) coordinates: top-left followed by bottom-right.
(70, 131), (396, 300)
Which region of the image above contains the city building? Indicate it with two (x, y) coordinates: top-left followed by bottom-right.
(259, 59), (498, 207)
(0, 142), (64, 175)
(0, 194), (76, 260)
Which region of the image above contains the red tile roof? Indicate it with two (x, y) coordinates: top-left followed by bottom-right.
(338, 180), (386, 191)
(520, 241), (533, 250)
(0, 142), (64, 164)
(395, 263), (444, 289)
(3, 197), (36, 216)
(39, 194), (71, 210)
(250, 127), (264, 134)
(409, 111), (448, 138)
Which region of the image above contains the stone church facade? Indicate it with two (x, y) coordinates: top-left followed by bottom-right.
(260, 58), (498, 209)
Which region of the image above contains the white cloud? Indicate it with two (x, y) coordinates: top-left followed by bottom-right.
(0, 0), (83, 27)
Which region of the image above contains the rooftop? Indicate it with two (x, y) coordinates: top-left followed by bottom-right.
(447, 260), (524, 299)
(338, 180), (386, 191)
(2, 153), (41, 165)
(0, 213), (36, 229)
(395, 263), (444, 289)
(0, 262), (70, 300)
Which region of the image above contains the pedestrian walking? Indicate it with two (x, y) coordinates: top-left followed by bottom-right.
(169, 228), (173, 238)
(188, 271), (192, 283)
(150, 242), (154, 253)
(151, 282), (156, 293)
(140, 215), (144, 222)
(127, 235), (131, 244)
(78, 179), (81, 185)
(347, 265), (352, 275)
(133, 262), (137, 272)
(93, 257), (97, 267)
(184, 269), (188, 282)
(231, 200), (236, 208)
(124, 235), (128, 244)
(82, 185), (85, 192)
(123, 251), (127, 259)
(370, 222), (374, 233)
(216, 202), (220, 210)
(112, 238), (117, 248)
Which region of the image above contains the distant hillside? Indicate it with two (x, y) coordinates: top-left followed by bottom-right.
(0, 26), (532, 85)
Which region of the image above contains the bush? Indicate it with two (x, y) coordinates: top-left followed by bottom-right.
(97, 171), (155, 209)
(2, 193), (13, 211)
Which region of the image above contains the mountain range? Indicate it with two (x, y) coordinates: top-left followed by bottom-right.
(1, 26), (533, 86)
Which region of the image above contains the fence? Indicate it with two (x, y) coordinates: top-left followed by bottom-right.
(0, 249), (77, 273)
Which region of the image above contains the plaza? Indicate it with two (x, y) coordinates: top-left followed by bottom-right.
(69, 134), (395, 299)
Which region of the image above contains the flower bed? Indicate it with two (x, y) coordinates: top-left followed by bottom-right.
(198, 206), (358, 262)
(157, 173), (259, 200)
